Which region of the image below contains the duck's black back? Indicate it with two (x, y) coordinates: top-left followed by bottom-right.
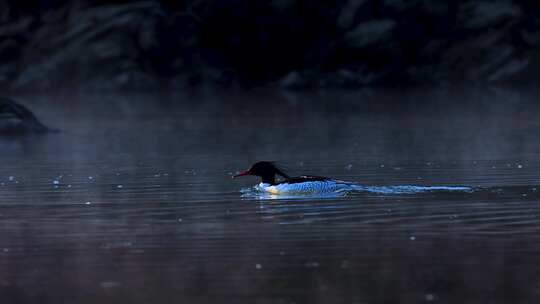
(282, 175), (330, 184)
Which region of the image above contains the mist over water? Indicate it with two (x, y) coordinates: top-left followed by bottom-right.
(1, 88), (540, 303)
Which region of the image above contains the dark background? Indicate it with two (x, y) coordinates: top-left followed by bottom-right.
(2, 2), (540, 303)
(1, 0), (539, 91)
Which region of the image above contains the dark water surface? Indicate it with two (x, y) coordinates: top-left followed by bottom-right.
(1, 89), (540, 304)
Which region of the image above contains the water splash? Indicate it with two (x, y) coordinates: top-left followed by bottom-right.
(351, 184), (474, 194)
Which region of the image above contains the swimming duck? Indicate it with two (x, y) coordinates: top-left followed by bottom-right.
(233, 161), (354, 195)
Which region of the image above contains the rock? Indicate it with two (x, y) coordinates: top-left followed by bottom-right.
(138, 18), (160, 52)
(0, 38), (19, 61)
(345, 19), (396, 48)
(278, 68), (383, 89)
(459, 1), (521, 29)
(279, 71), (308, 89)
(0, 2), (10, 23)
(488, 57), (530, 82)
(0, 98), (55, 133)
(11, 2), (165, 90)
(438, 27), (530, 83)
(337, 0), (367, 29)
(11, 54), (64, 90)
(41, 7), (68, 24)
(322, 69), (381, 87)
(522, 30), (540, 46)
(0, 64), (17, 86)
(0, 38), (18, 86)
(384, 0), (421, 11)
(171, 14), (200, 47)
(421, 1), (450, 16)
(0, 1), (539, 89)
(170, 66), (231, 90)
(270, 0), (296, 11)
(477, 45), (515, 75)
(0, 17), (33, 38)
(104, 70), (159, 90)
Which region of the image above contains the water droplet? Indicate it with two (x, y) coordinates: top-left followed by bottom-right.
(255, 264), (262, 270)
(8, 176), (14, 181)
(88, 176), (94, 180)
(409, 236), (416, 241)
(117, 185), (123, 189)
(53, 180), (60, 185)
(517, 164), (523, 169)
(85, 201), (91, 205)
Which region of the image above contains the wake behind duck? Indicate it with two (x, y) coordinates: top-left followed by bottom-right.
(234, 161), (472, 198)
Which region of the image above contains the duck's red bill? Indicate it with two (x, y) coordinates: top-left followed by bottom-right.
(233, 171), (251, 178)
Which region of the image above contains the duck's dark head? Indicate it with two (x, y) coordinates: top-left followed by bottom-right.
(233, 161), (289, 184)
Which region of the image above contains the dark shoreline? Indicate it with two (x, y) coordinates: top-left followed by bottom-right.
(1, 1), (540, 91)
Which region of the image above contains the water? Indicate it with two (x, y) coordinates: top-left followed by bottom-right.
(1, 89), (540, 303)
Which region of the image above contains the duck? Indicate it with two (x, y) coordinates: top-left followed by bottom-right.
(233, 161), (355, 195)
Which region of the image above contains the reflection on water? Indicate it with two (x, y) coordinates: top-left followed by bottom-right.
(1, 88), (540, 303)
